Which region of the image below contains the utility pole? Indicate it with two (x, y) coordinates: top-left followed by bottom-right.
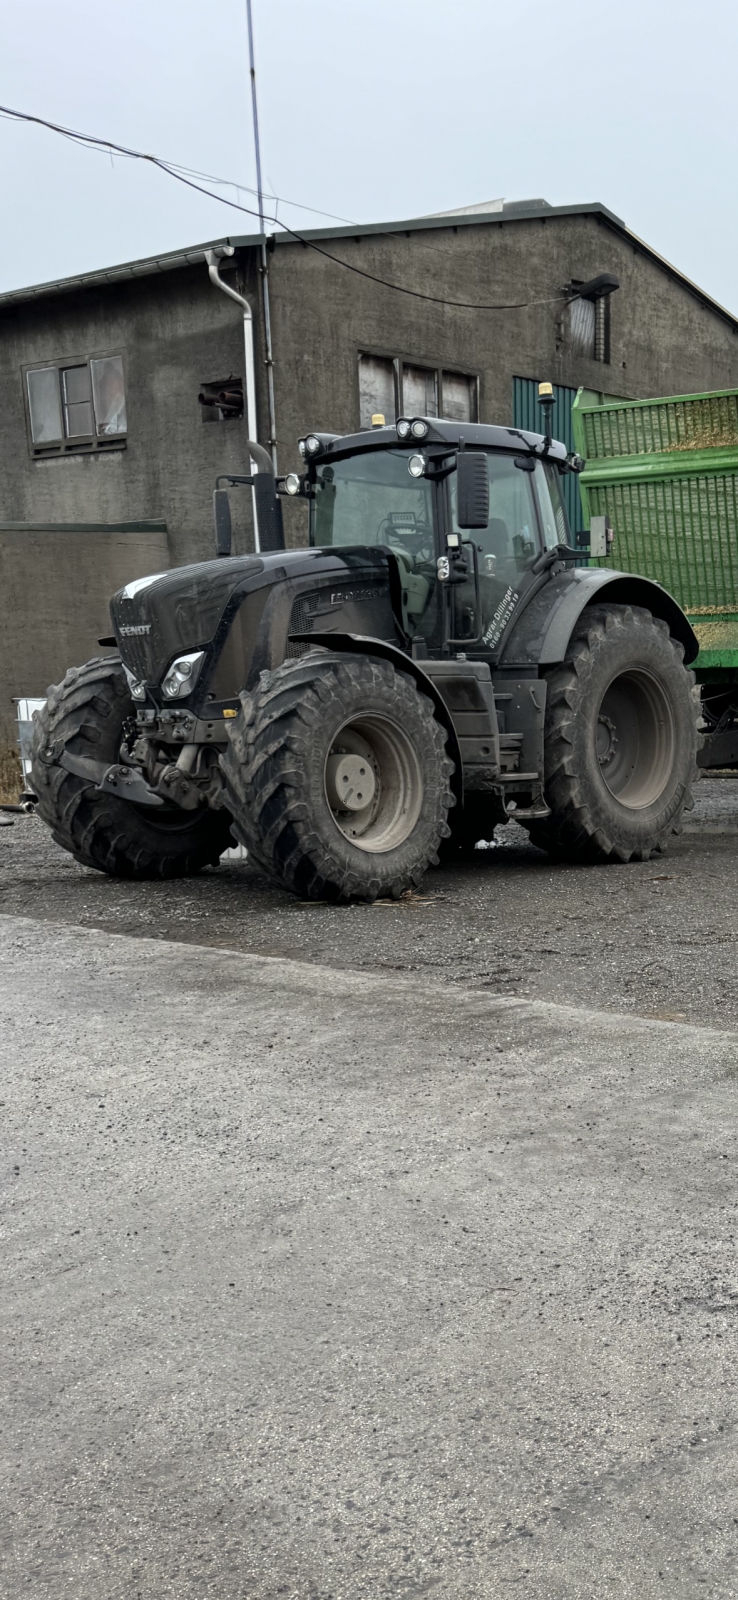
(246, 0), (278, 473)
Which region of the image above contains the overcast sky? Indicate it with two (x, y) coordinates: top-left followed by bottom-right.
(1, 0), (736, 311)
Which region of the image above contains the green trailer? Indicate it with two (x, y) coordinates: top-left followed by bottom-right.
(572, 385), (738, 769)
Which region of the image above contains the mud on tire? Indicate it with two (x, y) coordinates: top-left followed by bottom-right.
(31, 656), (233, 878)
(220, 649), (455, 901)
(526, 604), (700, 864)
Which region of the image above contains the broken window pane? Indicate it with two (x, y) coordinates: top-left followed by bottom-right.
(402, 364), (438, 418)
(26, 367), (63, 443)
(442, 371), (477, 423)
(90, 355), (127, 435)
(359, 354), (396, 428)
(62, 365), (93, 436)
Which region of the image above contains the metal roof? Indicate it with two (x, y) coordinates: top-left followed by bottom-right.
(1, 198), (736, 331)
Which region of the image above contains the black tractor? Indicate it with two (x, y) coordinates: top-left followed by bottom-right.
(31, 400), (701, 901)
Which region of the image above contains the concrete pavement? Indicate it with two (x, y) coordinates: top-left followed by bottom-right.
(2, 912), (738, 1598)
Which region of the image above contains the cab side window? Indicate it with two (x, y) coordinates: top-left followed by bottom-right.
(450, 453), (539, 584)
(535, 461), (569, 550)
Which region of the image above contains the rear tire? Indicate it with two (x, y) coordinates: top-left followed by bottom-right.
(220, 650), (455, 901)
(30, 656), (233, 878)
(526, 604), (700, 864)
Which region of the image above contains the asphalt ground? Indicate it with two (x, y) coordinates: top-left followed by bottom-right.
(3, 915), (738, 1600)
(1, 777), (738, 1031)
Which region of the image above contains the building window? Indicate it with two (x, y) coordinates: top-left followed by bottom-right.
(358, 352), (478, 428)
(24, 354), (127, 455)
(565, 281), (614, 364)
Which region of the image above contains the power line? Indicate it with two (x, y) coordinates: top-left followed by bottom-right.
(0, 105), (354, 225)
(0, 103), (564, 313)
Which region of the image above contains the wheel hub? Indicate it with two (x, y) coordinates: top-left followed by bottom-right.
(325, 750), (377, 813)
(596, 712), (618, 768)
(324, 715), (424, 852)
(595, 669), (675, 809)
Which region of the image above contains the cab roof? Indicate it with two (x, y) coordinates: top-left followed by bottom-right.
(309, 418), (569, 463)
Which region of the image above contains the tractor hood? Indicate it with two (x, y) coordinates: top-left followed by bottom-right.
(110, 546), (398, 704)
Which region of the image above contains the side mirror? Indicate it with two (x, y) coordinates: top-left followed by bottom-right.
(456, 452), (489, 529)
(213, 488), (233, 557)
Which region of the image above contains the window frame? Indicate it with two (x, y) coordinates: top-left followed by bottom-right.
(22, 350), (128, 458)
(357, 348), (480, 428)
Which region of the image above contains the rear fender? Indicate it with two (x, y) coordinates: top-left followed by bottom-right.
(501, 568), (698, 668)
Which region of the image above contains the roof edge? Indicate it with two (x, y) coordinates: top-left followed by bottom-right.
(1, 201), (737, 333)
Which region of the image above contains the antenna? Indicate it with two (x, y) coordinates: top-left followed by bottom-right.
(245, 0), (278, 472)
(246, 0), (264, 233)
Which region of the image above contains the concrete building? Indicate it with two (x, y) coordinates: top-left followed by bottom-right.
(2, 195), (738, 779)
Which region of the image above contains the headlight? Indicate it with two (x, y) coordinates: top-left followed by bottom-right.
(161, 650), (205, 701)
(123, 665), (146, 702)
(396, 418), (411, 440)
(408, 454), (426, 478)
(411, 418), (429, 439)
(304, 434), (322, 455)
(284, 472), (301, 495)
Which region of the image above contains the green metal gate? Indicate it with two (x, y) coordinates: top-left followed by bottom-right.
(512, 377), (585, 536)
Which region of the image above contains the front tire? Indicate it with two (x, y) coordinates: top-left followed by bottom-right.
(31, 656), (233, 878)
(527, 604), (700, 864)
(221, 650), (455, 901)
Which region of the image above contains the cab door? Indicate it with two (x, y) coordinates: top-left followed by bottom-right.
(445, 452), (544, 653)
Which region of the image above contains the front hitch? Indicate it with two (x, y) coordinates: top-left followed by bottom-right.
(58, 750), (165, 807)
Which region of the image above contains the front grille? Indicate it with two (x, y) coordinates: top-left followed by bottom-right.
(117, 630), (152, 681)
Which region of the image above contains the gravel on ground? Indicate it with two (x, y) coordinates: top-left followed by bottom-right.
(2, 778), (738, 1032)
(3, 915), (738, 1599)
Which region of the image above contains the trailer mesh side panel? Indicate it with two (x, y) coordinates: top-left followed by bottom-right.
(574, 386), (738, 665)
(580, 391), (738, 460)
(586, 475), (738, 613)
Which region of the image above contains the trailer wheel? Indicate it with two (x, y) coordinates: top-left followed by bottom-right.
(221, 650), (455, 901)
(30, 656), (233, 878)
(527, 604), (699, 864)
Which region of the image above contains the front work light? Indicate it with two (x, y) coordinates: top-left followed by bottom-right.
(408, 454), (426, 478)
(410, 418), (429, 440)
(123, 665), (146, 702)
(161, 650), (205, 701)
(396, 418), (411, 440)
(284, 472), (301, 495)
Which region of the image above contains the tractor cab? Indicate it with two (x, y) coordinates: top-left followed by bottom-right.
(287, 416), (574, 657)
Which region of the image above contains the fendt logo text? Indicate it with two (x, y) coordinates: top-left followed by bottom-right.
(119, 623), (152, 636)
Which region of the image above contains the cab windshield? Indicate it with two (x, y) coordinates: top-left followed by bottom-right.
(310, 449), (434, 564)
(310, 448), (439, 639)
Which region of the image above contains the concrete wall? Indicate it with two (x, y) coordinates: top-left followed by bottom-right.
(0, 522), (170, 762)
(0, 258), (261, 570)
(0, 256), (263, 759)
(264, 212), (738, 544)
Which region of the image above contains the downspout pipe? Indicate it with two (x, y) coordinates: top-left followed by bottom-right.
(204, 245), (260, 549)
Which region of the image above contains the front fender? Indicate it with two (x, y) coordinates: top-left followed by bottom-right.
(500, 568), (698, 669)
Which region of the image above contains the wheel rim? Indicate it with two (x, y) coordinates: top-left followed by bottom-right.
(325, 715), (424, 853)
(595, 668), (675, 809)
